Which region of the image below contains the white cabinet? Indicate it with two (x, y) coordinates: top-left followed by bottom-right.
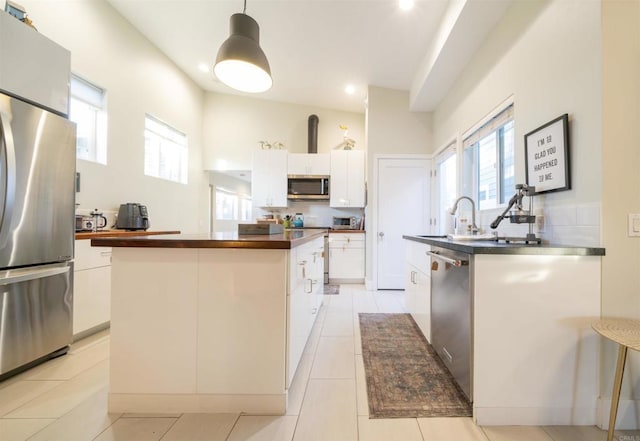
(330, 150), (365, 207)
(287, 237), (324, 386)
(0, 11), (70, 114)
(405, 240), (431, 341)
(329, 232), (365, 282)
(252, 149), (288, 207)
(73, 240), (111, 337)
(288, 153), (330, 176)
(107, 234), (327, 414)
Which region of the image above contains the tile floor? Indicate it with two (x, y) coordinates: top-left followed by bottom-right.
(0, 285), (637, 441)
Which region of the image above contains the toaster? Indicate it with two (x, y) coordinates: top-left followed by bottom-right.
(116, 203), (150, 230)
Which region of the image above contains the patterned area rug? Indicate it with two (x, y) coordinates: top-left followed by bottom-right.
(359, 313), (472, 418)
(324, 284), (340, 295)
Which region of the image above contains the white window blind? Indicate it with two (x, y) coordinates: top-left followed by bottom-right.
(71, 75), (105, 108)
(463, 105), (514, 149)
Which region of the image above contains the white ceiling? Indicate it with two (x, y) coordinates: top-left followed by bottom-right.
(107, 0), (510, 114)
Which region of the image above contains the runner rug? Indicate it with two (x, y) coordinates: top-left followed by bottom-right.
(358, 313), (471, 418)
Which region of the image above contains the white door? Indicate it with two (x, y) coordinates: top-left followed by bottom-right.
(377, 158), (430, 290)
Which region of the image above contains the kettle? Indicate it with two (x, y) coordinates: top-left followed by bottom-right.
(116, 203), (150, 230)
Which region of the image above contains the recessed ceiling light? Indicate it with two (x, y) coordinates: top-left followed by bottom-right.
(399, 0), (414, 11)
(198, 63), (210, 73)
(345, 84), (356, 95)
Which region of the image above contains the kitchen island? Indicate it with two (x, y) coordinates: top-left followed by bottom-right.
(404, 235), (605, 426)
(91, 229), (327, 414)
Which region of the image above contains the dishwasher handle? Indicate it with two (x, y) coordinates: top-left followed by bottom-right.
(427, 251), (468, 267)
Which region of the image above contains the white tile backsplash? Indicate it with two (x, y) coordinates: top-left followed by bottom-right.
(545, 205), (577, 226)
(258, 201), (364, 228)
(549, 226), (601, 247)
(476, 202), (601, 246)
(577, 203), (601, 226)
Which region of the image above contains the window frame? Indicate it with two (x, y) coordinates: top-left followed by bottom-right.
(69, 74), (108, 164)
(434, 142), (458, 235)
(462, 102), (515, 211)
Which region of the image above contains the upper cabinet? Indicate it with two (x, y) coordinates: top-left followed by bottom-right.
(288, 153), (330, 176)
(330, 150), (365, 208)
(0, 12), (70, 115)
(252, 149), (288, 208)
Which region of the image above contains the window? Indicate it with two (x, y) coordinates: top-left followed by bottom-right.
(239, 196), (252, 221)
(462, 104), (514, 210)
(215, 187), (252, 221)
(215, 187), (237, 220)
(435, 143), (457, 234)
(69, 75), (107, 164)
(144, 115), (188, 184)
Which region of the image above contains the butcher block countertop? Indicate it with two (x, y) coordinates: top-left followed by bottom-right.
(90, 229), (327, 249)
(76, 230), (180, 240)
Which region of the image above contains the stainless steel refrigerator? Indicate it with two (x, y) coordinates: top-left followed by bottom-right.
(0, 91), (76, 379)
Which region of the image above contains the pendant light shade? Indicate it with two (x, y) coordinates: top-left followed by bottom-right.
(214, 13), (272, 93)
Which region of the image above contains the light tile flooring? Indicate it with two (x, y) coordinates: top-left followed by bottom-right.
(0, 285), (637, 441)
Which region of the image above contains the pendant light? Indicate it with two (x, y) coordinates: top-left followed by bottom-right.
(214, 0), (272, 93)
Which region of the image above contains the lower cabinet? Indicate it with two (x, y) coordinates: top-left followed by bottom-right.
(404, 240), (431, 342)
(329, 232), (365, 282)
(73, 240), (111, 337)
(287, 237), (324, 386)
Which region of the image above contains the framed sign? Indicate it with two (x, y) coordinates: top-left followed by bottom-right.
(524, 114), (570, 194)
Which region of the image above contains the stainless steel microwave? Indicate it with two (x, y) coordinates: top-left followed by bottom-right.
(287, 175), (330, 200)
(333, 216), (360, 230)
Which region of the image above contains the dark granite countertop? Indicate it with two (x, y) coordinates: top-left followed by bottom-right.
(91, 229), (327, 250)
(403, 234), (605, 256)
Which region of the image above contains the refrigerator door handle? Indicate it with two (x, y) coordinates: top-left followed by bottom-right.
(0, 264), (69, 285)
(0, 110), (17, 250)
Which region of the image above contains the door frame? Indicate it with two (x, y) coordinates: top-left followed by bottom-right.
(368, 154), (431, 291)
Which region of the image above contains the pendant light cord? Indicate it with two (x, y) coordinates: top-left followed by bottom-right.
(243, 0), (247, 14)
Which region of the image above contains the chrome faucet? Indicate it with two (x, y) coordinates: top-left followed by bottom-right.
(449, 196), (479, 234)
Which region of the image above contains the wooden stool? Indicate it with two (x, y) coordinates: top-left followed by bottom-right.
(592, 318), (640, 441)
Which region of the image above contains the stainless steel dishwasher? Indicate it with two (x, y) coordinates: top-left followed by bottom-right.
(429, 245), (473, 401)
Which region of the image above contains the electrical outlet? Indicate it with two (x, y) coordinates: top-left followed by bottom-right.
(536, 215), (545, 233)
(628, 214), (640, 237)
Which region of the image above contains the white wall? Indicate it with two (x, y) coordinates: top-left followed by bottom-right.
(601, 0), (640, 426)
(203, 92), (365, 171)
(365, 86), (432, 287)
(432, 0), (602, 247)
(20, 0), (208, 233)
